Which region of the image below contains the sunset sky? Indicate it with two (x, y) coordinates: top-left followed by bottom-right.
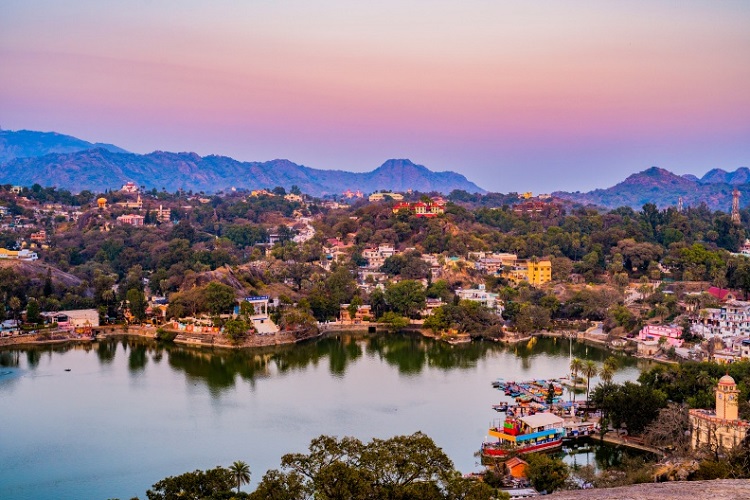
(1, 1), (749, 193)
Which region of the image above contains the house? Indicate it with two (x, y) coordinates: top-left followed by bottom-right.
(392, 200), (445, 217)
(42, 309), (99, 331)
(121, 182), (139, 193)
(455, 284), (502, 312)
(692, 300), (750, 339)
(502, 259), (552, 286)
(30, 229), (47, 242)
(505, 457), (529, 479)
(117, 214), (145, 226)
(339, 304), (372, 323)
(0, 248), (38, 261)
(368, 192), (404, 202)
(707, 287), (737, 302)
(362, 245), (396, 269)
(284, 193), (303, 203)
(638, 325), (684, 348)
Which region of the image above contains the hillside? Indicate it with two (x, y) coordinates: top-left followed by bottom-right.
(553, 167), (747, 211)
(0, 129), (127, 165)
(0, 130), (484, 196)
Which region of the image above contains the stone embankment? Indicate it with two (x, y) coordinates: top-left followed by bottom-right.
(548, 479), (750, 500)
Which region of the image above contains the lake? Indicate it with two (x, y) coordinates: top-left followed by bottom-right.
(0, 333), (651, 499)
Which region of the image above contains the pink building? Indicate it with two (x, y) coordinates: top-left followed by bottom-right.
(638, 325), (684, 348)
(117, 214), (145, 226)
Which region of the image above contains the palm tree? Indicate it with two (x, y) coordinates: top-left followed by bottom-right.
(583, 360), (598, 404)
(569, 357), (583, 403)
(600, 356), (618, 384)
(229, 460), (251, 494)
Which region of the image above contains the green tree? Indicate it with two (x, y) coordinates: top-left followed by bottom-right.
(569, 357), (583, 403)
(26, 298), (42, 325)
(525, 453), (568, 493)
(204, 282), (236, 316)
(385, 280), (426, 318)
(224, 318), (250, 343)
(583, 359), (598, 404)
(229, 460), (251, 494)
(126, 288), (147, 323)
(145, 466), (236, 500)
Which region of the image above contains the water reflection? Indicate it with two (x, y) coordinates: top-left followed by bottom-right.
(0, 333), (649, 394)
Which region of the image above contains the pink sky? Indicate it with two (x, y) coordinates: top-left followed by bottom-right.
(1, 1), (748, 193)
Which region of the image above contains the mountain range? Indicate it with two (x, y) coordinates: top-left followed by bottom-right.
(553, 167), (750, 211)
(0, 130), (484, 196)
(1, 129), (747, 210)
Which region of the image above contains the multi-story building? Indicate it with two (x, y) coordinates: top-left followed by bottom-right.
(455, 284), (502, 312)
(0, 248), (38, 261)
(692, 300), (750, 339)
(369, 192), (404, 202)
(502, 259), (552, 286)
(362, 245), (396, 269)
(638, 325), (683, 348)
(392, 201), (445, 217)
(117, 214), (145, 226)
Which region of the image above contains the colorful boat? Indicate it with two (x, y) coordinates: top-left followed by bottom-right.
(481, 412), (565, 459)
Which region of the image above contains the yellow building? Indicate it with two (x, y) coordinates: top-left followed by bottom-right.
(502, 259), (552, 286)
(689, 374), (749, 452)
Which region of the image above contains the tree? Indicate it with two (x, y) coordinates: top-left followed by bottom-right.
(600, 356), (618, 385)
(225, 318), (250, 343)
(126, 288), (146, 323)
(204, 282), (236, 316)
(525, 453), (568, 494)
(146, 466), (236, 500)
(583, 359), (598, 404)
(229, 460), (251, 494)
(26, 298), (42, 325)
(569, 357), (583, 403)
(9, 296), (21, 323)
(385, 280), (426, 318)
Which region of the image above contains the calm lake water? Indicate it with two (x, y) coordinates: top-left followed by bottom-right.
(0, 333), (651, 500)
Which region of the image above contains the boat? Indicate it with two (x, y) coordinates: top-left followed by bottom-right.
(481, 412), (565, 459)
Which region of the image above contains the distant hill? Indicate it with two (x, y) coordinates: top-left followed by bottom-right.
(0, 129), (128, 165)
(0, 130), (484, 196)
(553, 166), (750, 211)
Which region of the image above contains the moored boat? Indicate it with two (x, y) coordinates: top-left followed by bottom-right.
(481, 412), (565, 459)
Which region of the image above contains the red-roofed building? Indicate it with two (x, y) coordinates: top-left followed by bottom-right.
(708, 287), (737, 302)
(392, 200), (445, 217)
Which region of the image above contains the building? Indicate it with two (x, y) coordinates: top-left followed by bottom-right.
(362, 245), (396, 269)
(638, 325), (684, 348)
(707, 287), (737, 303)
(30, 229), (47, 242)
(0, 248), (38, 261)
(689, 374), (750, 452)
(121, 182), (139, 193)
(502, 259), (552, 286)
(339, 304), (372, 323)
(368, 192), (404, 202)
(116, 195), (143, 210)
(154, 205), (171, 222)
(473, 252), (518, 274)
(343, 189), (364, 199)
(692, 300), (750, 339)
(455, 284), (502, 311)
(392, 200), (445, 217)
(42, 309), (99, 332)
(284, 193), (303, 203)
(117, 214), (145, 226)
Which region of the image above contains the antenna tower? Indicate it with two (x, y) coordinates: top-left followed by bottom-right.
(678, 196), (683, 212)
(732, 188), (741, 224)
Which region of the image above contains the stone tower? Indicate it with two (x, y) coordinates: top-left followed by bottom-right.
(731, 188), (741, 225)
(716, 374), (739, 421)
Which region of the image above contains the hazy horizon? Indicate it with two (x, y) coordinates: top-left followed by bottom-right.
(2, 1), (748, 193)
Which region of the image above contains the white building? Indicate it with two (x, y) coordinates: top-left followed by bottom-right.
(362, 245), (396, 269)
(455, 284), (502, 312)
(692, 300), (750, 339)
